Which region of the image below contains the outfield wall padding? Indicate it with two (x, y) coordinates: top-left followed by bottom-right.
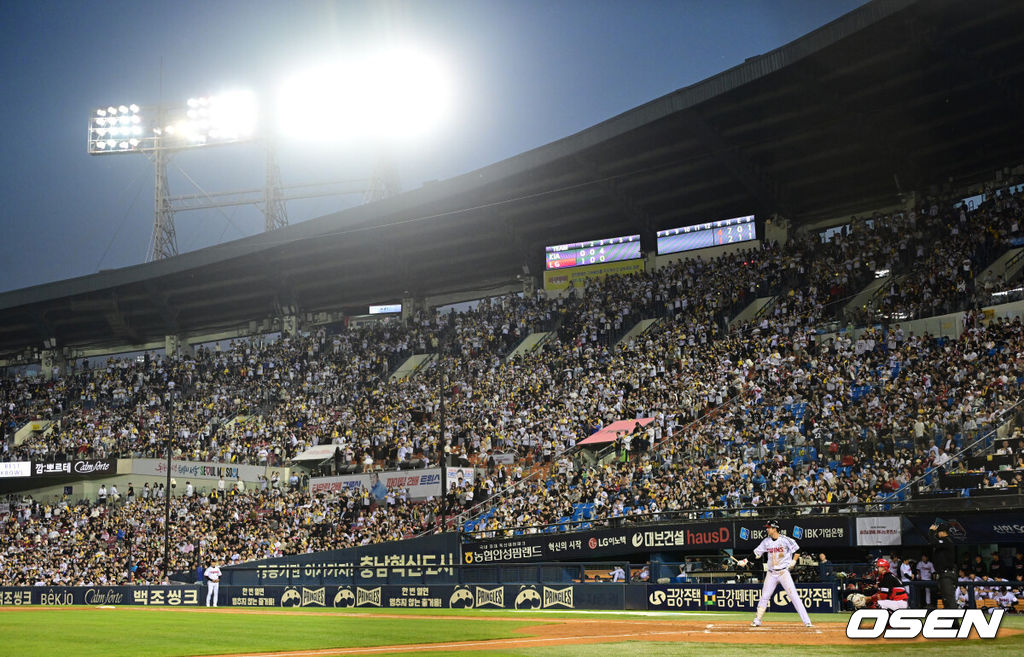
(0, 583), (841, 611)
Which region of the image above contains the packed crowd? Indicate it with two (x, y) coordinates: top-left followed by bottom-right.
(3, 188), (1024, 585)
(0, 483), (444, 586)
(462, 310), (1024, 535)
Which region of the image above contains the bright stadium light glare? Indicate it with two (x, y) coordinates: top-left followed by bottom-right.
(129, 104), (140, 113)
(276, 45), (453, 143)
(107, 106), (117, 115)
(96, 109), (106, 117)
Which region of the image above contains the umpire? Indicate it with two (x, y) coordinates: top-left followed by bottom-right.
(927, 522), (957, 609)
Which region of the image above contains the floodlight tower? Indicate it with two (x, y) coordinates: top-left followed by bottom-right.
(264, 144), (288, 232)
(87, 95), (268, 261)
(153, 141), (177, 259)
(88, 97), (393, 262)
(86, 45), (456, 263)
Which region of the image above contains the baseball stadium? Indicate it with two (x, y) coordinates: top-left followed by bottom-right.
(4, 0), (1024, 655)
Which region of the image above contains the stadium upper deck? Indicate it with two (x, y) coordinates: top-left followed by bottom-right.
(2, 0), (1024, 358)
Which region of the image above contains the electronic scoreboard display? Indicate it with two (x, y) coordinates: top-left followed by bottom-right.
(656, 215), (756, 255)
(545, 234), (641, 270)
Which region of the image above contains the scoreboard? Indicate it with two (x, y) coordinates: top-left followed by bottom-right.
(545, 234), (641, 270)
(656, 215), (756, 255)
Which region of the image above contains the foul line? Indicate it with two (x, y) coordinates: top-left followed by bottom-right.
(199, 631), (709, 657)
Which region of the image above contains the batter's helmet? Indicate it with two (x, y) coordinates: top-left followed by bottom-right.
(764, 520), (780, 530)
(876, 558), (890, 571)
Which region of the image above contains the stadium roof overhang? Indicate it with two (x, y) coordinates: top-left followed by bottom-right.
(3, 0), (1024, 358)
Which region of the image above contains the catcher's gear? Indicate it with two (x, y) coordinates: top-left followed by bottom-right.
(847, 593), (869, 609)
(875, 558), (890, 571)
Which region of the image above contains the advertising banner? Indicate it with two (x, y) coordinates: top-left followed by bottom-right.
(463, 521), (733, 563)
(856, 516), (902, 546)
(222, 533), (461, 587)
(0, 584), (617, 610)
(733, 517), (851, 550)
(31, 459), (116, 478)
(905, 514), (1024, 544)
(310, 469), (440, 499)
(0, 586), (201, 606)
(0, 583), (846, 611)
(223, 584), (619, 610)
(543, 259), (645, 291)
(310, 467), (474, 499)
(132, 458), (271, 483)
(646, 583), (840, 613)
(0, 461), (31, 478)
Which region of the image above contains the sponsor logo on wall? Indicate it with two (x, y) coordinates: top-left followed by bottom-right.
(32, 459), (116, 478)
(647, 587), (702, 609)
(514, 586), (542, 610)
(39, 590), (74, 606)
(542, 586), (574, 609)
(356, 587), (382, 607)
(333, 588), (355, 607)
(855, 516), (901, 546)
(449, 587), (474, 608)
(84, 588), (124, 605)
(231, 587), (276, 607)
(302, 587), (325, 607)
(475, 587), (504, 608)
(0, 462), (31, 478)
(281, 588), (302, 607)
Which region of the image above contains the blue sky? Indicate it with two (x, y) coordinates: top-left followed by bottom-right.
(0, 0), (866, 293)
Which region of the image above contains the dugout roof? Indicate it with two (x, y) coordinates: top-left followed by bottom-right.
(2, 0), (1024, 357)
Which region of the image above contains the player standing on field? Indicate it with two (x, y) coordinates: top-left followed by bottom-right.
(736, 520), (814, 627)
(204, 558), (222, 607)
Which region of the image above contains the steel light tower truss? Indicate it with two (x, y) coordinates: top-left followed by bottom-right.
(87, 96), (392, 262)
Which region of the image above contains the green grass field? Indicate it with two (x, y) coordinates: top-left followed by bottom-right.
(1, 607), (1022, 657)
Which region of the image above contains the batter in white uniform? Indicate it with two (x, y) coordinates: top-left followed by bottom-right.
(737, 520), (814, 627)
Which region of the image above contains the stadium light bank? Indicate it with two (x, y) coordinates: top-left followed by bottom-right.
(87, 46), (455, 261)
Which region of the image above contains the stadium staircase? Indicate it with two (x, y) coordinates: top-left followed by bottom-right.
(615, 318), (661, 347)
(505, 332), (552, 361)
(981, 246), (1024, 282)
(728, 296), (776, 328)
(13, 419), (52, 447)
(388, 353), (436, 381)
(843, 272), (892, 318)
(221, 414), (249, 430)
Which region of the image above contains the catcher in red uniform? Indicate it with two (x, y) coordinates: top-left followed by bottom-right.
(848, 558), (909, 611)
